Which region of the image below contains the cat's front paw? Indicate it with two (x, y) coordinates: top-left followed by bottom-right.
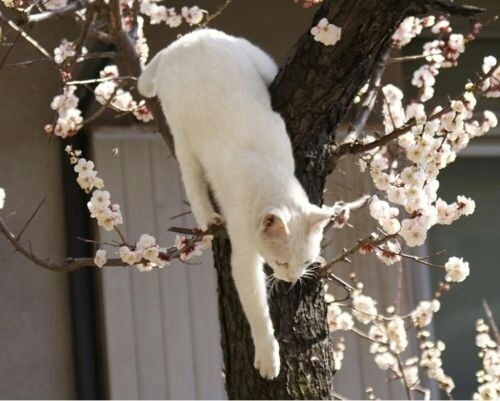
(254, 337), (280, 380)
(207, 212), (225, 228)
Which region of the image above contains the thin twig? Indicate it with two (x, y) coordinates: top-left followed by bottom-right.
(482, 299), (500, 343)
(396, 355), (413, 400)
(16, 197), (46, 240)
(200, 0), (235, 27)
(0, 10), (54, 62)
(66, 75), (134, 85)
(317, 233), (397, 277)
(27, 0), (87, 23)
(0, 30), (21, 71)
(342, 47), (390, 145)
(388, 50), (443, 64)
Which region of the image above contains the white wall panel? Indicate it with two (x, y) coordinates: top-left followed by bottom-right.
(92, 128), (225, 399)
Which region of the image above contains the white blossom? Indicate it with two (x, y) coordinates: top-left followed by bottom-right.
(94, 249), (107, 268)
(311, 18), (341, 46)
(352, 293), (378, 324)
(444, 256), (470, 282)
(412, 300), (440, 328)
(181, 6), (205, 25)
(119, 246), (141, 265)
(392, 16), (424, 48)
(386, 317), (408, 353)
(327, 304), (354, 332)
(375, 240), (402, 265)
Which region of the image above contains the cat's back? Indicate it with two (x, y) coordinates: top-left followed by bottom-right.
(146, 29), (275, 116)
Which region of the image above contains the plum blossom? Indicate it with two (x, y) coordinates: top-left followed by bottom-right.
(392, 17), (423, 48)
(94, 249), (107, 268)
(181, 6), (205, 25)
(412, 300), (440, 328)
(473, 318), (500, 400)
(444, 256), (470, 282)
(53, 39), (87, 64)
(399, 218), (428, 247)
(311, 18), (341, 46)
(386, 317), (408, 353)
(456, 195), (475, 216)
(165, 8), (182, 28)
(374, 352), (397, 371)
(50, 85), (83, 138)
(119, 246), (141, 265)
(134, 234), (169, 268)
(376, 240), (401, 265)
(327, 304), (354, 332)
(482, 56), (500, 98)
(72, 157), (104, 193)
(133, 102), (154, 122)
(382, 84), (405, 133)
(175, 233), (213, 262)
(352, 293), (378, 324)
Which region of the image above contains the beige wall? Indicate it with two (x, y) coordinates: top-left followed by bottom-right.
(0, 24), (76, 398)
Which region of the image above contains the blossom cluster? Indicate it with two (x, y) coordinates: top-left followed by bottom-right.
(411, 17), (468, 102)
(174, 233), (213, 262)
(118, 234), (169, 271)
(53, 39), (88, 64)
(391, 16), (435, 48)
(65, 147), (215, 270)
(94, 65), (153, 122)
(473, 319), (500, 400)
(356, 57), (500, 282)
(47, 85), (83, 138)
(482, 56), (500, 98)
(139, 1), (205, 27)
(418, 336), (455, 394)
(327, 285), (457, 393)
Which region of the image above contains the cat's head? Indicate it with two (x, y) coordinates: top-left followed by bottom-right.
(256, 205), (332, 283)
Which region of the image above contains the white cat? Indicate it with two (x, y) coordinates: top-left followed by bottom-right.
(138, 29), (332, 379)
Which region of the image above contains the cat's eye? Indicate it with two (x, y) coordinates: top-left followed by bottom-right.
(303, 260), (312, 265)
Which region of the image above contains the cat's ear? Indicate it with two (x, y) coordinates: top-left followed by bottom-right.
(308, 206), (333, 233)
(260, 209), (289, 240)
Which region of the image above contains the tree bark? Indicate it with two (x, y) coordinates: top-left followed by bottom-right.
(214, 1), (416, 399)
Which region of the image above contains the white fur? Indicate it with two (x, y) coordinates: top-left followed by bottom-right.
(138, 29), (331, 379)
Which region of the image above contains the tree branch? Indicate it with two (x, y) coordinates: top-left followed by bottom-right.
(316, 233), (397, 278)
(425, 0), (485, 17)
(27, 0), (87, 23)
(0, 211), (224, 272)
(0, 10), (54, 63)
(106, 0), (176, 156)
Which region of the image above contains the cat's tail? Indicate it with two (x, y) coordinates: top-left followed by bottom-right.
(137, 51), (163, 98)
(239, 39), (278, 86)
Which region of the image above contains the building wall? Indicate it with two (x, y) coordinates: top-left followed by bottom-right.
(0, 24), (76, 399)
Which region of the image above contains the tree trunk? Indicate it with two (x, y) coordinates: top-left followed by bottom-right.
(214, 1), (415, 399)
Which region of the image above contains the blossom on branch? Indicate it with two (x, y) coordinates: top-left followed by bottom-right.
(94, 249), (107, 268)
(49, 85), (83, 138)
(311, 18), (341, 46)
(444, 256), (470, 283)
